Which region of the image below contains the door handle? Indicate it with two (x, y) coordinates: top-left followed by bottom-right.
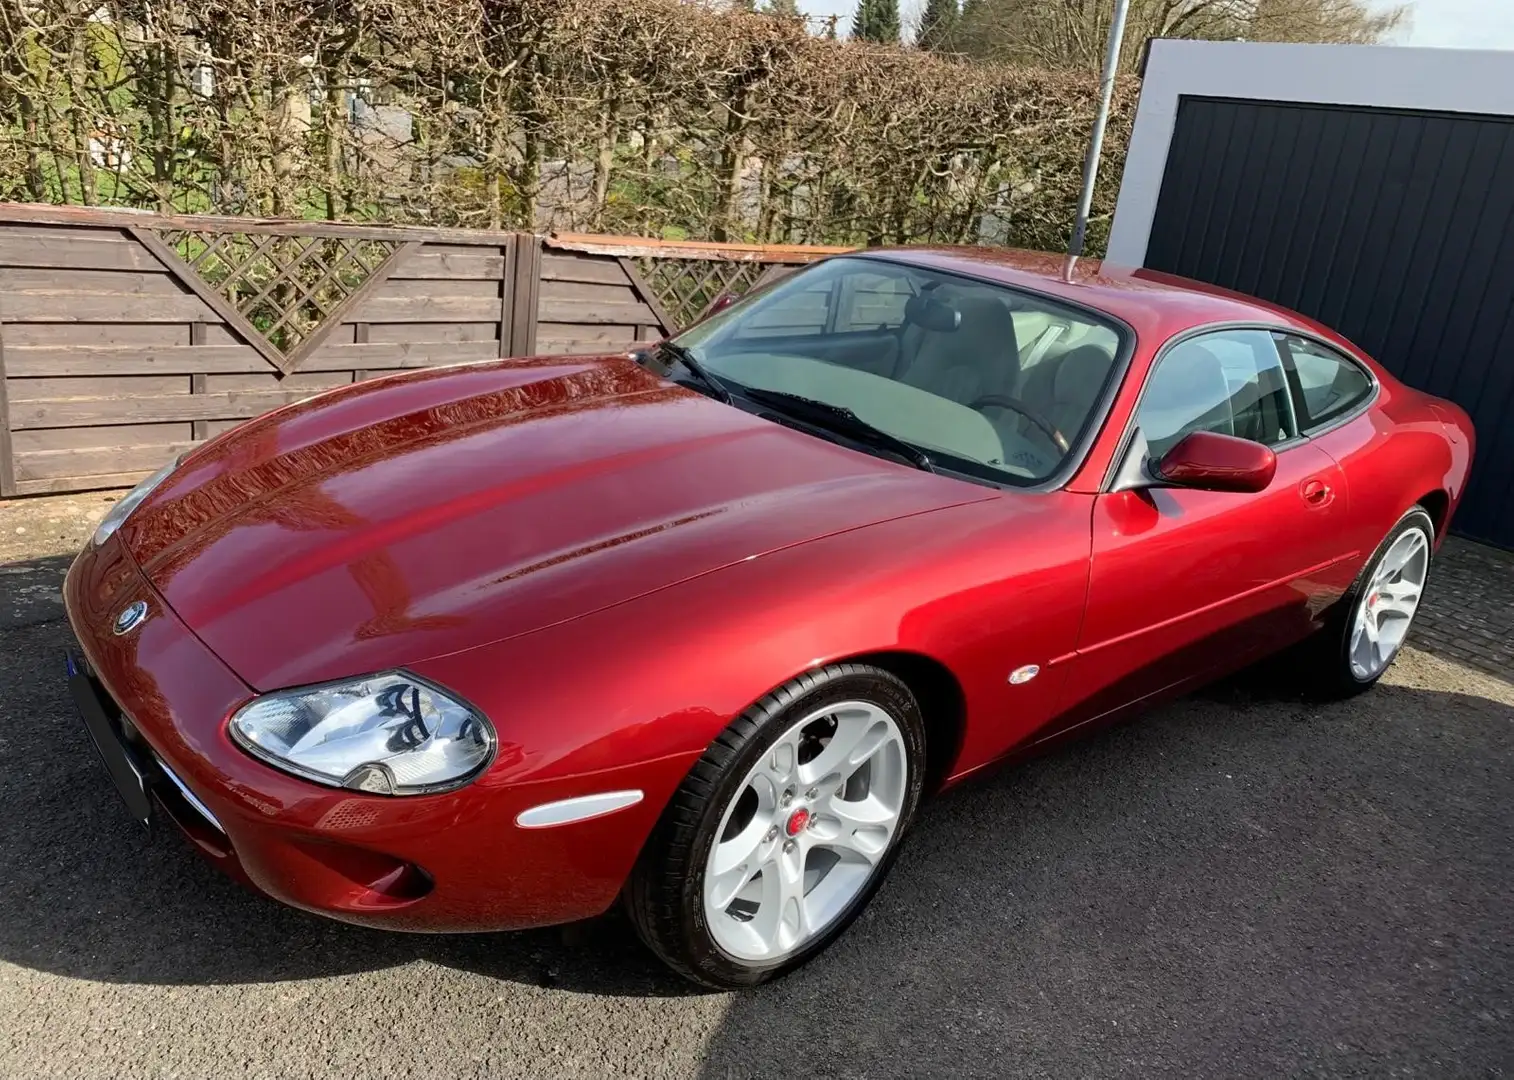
(1300, 478), (1333, 507)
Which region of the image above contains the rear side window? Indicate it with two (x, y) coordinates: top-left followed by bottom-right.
(1280, 335), (1374, 430)
(1138, 329), (1298, 458)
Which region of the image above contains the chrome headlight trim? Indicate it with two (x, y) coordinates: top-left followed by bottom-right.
(228, 670), (497, 797)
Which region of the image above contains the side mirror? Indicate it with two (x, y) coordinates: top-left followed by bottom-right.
(706, 292), (742, 316)
(627, 338), (666, 364)
(672, 291), (743, 335)
(1154, 431), (1277, 493)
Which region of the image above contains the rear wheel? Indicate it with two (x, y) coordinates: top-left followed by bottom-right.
(626, 664), (927, 989)
(1305, 507), (1433, 698)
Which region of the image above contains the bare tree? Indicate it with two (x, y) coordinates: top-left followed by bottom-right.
(957, 0), (1408, 71)
(0, 0), (1140, 253)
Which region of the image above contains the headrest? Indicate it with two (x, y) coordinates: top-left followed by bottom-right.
(1052, 344), (1114, 399)
(904, 295), (961, 333)
(1144, 343), (1229, 410)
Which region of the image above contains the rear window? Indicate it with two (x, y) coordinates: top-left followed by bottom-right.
(1280, 335), (1374, 430)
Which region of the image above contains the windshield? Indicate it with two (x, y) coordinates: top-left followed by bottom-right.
(673, 256), (1125, 484)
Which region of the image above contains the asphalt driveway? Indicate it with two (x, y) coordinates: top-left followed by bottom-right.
(1, 496), (1510, 1078)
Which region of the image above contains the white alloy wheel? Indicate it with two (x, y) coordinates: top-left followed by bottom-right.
(702, 701), (909, 963)
(1349, 524), (1430, 681)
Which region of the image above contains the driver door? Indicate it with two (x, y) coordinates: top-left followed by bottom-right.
(1054, 328), (1352, 733)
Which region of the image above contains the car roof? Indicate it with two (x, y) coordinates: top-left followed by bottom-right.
(859, 246), (1326, 344)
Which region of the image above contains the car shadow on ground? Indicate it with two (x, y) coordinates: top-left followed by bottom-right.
(3, 551), (1511, 1074)
(691, 658), (1514, 1076)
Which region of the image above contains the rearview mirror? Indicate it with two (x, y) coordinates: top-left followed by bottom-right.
(903, 295), (961, 333)
(1154, 431), (1277, 493)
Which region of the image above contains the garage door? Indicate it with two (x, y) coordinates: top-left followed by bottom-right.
(1144, 96), (1514, 551)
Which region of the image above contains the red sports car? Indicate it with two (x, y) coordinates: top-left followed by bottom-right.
(65, 248), (1474, 988)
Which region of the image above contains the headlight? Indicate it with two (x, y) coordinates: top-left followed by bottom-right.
(229, 672), (495, 796)
(93, 458), (180, 546)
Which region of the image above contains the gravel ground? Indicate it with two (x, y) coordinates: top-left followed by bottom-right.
(1, 494), (1510, 1079)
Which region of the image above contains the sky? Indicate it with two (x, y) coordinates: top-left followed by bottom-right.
(797, 0), (1514, 50)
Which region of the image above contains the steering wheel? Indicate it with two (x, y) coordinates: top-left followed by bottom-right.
(968, 395), (1070, 454)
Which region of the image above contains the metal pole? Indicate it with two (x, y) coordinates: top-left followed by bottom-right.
(1068, 0), (1131, 258)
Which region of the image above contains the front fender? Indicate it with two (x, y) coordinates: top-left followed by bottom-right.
(412, 491), (1094, 801)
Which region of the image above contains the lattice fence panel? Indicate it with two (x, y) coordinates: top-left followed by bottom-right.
(632, 257), (774, 331)
(158, 230), (402, 359)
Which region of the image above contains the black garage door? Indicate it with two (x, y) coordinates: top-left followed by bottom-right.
(1144, 96), (1514, 551)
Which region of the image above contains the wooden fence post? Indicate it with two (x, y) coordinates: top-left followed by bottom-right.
(0, 318), (14, 497)
(498, 235), (516, 356)
(509, 234), (542, 357)
(189, 321), (208, 442)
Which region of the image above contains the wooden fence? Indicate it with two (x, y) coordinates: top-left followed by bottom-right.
(0, 205), (845, 497)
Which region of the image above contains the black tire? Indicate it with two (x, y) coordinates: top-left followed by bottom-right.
(625, 663), (928, 990)
(1302, 506), (1435, 700)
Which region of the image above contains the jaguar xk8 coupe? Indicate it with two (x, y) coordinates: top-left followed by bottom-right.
(65, 247), (1474, 988)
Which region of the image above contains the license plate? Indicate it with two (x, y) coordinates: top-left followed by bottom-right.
(66, 651), (153, 827)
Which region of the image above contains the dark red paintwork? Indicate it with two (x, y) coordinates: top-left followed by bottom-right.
(64, 247), (1476, 933)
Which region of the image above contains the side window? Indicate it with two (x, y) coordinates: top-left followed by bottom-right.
(1281, 335), (1374, 429)
(835, 272), (912, 332)
(1139, 329), (1298, 458)
(730, 265), (916, 340)
(733, 277), (835, 339)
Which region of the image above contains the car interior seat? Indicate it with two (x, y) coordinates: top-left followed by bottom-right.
(897, 295), (1021, 406)
(1140, 342), (1237, 457)
(1018, 343), (1116, 443)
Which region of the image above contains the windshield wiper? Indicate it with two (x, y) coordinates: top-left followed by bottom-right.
(739, 387), (935, 473)
(654, 341), (732, 404)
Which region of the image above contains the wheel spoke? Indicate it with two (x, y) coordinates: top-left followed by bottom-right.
(711, 821), (763, 879)
(747, 842), (809, 956)
(706, 853), (762, 914)
(1350, 613), (1377, 679)
(1360, 611), (1383, 675)
(1377, 614), (1410, 655)
(810, 793), (894, 865)
(1366, 615), (1385, 671)
(707, 818), (776, 912)
(1383, 540), (1410, 575)
(1384, 532), (1427, 576)
(1377, 580), (1421, 616)
(797, 709), (889, 789)
(761, 734), (800, 789)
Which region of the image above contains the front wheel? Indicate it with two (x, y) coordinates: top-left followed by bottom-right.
(625, 664), (927, 989)
(1305, 506), (1434, 698)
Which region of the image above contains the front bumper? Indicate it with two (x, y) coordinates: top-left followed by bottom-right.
(63, 536), (697, 932)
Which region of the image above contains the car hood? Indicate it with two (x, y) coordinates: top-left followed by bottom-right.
(124, 355), (990, 690)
